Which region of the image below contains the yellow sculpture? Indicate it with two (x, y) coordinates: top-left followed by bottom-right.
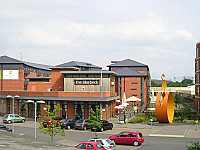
(156, 74), (174, 123)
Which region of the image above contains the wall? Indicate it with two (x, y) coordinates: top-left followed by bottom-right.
(64, 78), (110, 92)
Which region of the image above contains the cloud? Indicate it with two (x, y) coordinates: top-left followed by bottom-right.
(175, 29), (197, 42)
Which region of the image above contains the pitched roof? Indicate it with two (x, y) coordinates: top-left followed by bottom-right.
(56, 61), (102, 69)
(0, 55), (50, 70)
(107, 59), (147, 67)
(114, 67), (146, 77)
(0, 55), (21, 63)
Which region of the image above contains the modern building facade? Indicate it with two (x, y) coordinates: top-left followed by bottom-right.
(195, 42), (200, 114)
(0, 56), (150, 120)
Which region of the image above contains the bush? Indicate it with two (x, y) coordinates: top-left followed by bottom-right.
(127, 113), (157, 123)
(186, 142), (200, 150)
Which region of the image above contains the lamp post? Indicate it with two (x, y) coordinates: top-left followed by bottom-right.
(7, 95), (20, 133)
(27, 100), (45, 138)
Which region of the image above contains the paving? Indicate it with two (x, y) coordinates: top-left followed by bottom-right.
(0, 116), (200, 150)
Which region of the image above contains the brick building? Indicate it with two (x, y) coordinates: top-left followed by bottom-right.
(0, 56), (150, 120)
(195, 42), (200, 114)
(107, 59), (151, 109)
(0, 56), (118, 120)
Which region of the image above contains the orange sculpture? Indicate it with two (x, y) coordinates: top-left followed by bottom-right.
(156, 74), (174, 123)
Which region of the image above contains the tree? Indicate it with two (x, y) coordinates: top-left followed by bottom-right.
(89, 105), (102, 138)
(186, 142), (200, 150)
(39, 103), (65, 143)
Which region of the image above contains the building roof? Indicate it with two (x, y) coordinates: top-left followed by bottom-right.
(107, 59), (148, 67)
(60, 70), (117, 75)
(0, 55), (51, 70)
(56, 61), (102, 69)
(114, 67), (146, 77)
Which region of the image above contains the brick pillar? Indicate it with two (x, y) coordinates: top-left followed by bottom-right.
(67, 101), (74, 119)
(84, 102), (88, 119)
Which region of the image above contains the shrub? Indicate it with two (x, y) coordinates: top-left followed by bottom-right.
(186, 142), (200, 150)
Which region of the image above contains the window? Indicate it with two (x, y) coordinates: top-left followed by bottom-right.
(197, 47), (199, 58)
(132, 95), (137, 96)
(131, 89), (137, 90)
(76, 144), (87, 149)
(87, 144), (94, 149)
(96, 143), (104, 149)
(132, 83), (137, 84)
(119, 132), (128, 137)
(74, 102), (84, 119)
(129, 133), (137, 137)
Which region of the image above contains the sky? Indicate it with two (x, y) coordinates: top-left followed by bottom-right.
(0, 0), (199, 80)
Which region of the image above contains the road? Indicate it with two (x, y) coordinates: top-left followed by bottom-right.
(2, 125), (199, 150)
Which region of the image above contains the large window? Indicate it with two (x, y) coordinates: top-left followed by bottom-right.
(47, 101), (57, 112)
(19, 100), (26, 117)
(62, 101), (67, 119)
(74, 102), (84, 119)
(196, 47), (199, 58)
(88, 102), (99, 118)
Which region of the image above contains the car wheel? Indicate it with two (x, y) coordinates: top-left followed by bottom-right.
(8, 120), (12, 124)
(100, 127), (104, 132)
(133, 141), (139, 146)
(67, 126), (70, 130)
(21, 119), (25, 123)
(84, 126), (87, 130)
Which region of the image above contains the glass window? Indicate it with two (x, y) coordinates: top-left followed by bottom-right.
(197, 47), (199, 58)
(74, 102), (84, 119)
(62, 101), (67, 119)
(129, 133), (137, 137)
(96, 143), (104, 149)
(87, 144), (94, 149)
(119, 132), (128, 137)
(76, 143), (87, 149)
(80, 74), (86, 78)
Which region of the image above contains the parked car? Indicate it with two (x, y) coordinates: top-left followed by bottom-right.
(75, 141), (106, 150)
(91, 120), (113, 132)
(109, 131), (144, 146)
(74, 119), (91, 130)
(59, 119), (76, 129)
(89, 138), (116, 150)
(43, 116), (63, 128)
(3, 114), (26, 124)
(0, 124), (12, 132)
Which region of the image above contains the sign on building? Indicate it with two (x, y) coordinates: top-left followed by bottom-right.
(74, 80), (99, 85)
(3, 70), (19, 79)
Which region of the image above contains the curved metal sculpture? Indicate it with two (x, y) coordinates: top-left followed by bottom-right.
(156, 74), (174, 123)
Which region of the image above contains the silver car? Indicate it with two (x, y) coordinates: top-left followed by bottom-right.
(89, 138), (116, 150)
(3, 114), (26, 124)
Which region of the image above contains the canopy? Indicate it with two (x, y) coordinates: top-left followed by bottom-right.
(126, 96), (141, 102)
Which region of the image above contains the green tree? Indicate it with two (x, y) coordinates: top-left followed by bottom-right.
(89, 105), (102, 138)
(186, 142), (200, 150)
(39, 103), (65, 143)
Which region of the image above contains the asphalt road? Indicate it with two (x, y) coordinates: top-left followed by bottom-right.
(1, 125), (199, 150)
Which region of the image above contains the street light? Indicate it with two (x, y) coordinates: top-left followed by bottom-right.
(7, 95), (20, 133)
(27, 100), (45, 139)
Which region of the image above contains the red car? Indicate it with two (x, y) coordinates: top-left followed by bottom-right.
(43, 116), (63, 128)
(75, 142), (106, 150)
(109, 131), (144, 146)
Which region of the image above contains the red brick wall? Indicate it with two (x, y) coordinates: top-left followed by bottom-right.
(0, 69), (24, 91)
(67, 101), (74, 119)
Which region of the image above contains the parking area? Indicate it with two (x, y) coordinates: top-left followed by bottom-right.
(0, 116), (200, 150)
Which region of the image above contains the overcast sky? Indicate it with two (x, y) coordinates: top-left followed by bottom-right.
(0, 0), (199, 80)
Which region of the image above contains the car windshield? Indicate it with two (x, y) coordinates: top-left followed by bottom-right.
(106, 139), (112, 145)
(77, 120), (84, 123)
(4, 115), (8, 118)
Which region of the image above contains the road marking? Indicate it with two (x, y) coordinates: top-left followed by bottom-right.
(148, 134), (184, 138)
